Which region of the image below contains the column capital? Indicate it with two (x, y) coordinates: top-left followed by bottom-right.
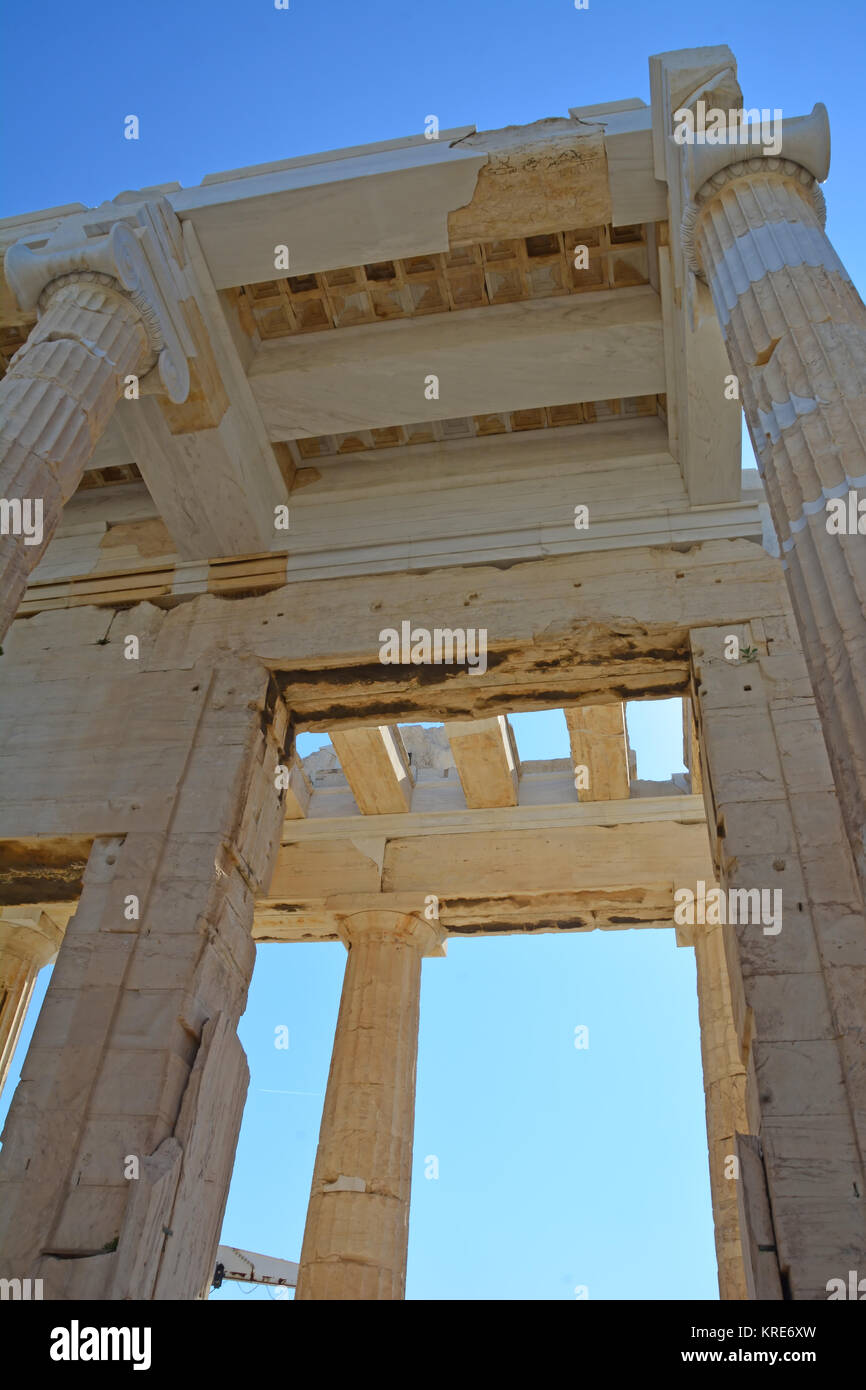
(335, 906), (447, 957)
(679, 105), (830, 277)
(4, 195), (192, 403)
(0, 907), (64, 971)
(682, 162), (827, 280)
(682, 103), (830, 203)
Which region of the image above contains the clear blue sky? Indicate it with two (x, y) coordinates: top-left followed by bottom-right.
(2, 0), (864, 1301)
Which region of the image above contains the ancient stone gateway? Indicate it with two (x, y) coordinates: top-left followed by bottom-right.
(0, 44), (864, 1302)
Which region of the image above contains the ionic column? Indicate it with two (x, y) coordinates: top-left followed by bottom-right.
(0, 200), (191, 638)
(0, 908), (64, 1098)
(295, 910), (446, 1300)
(682, 113), (866, 898)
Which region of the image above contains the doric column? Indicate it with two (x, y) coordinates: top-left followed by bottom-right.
(680, 109), (866, 900)
(295, 908), (446, 1301)
(0, 659), (287, 1300)
(0, 199), (192, 638)
(0, 908), (64, 1098)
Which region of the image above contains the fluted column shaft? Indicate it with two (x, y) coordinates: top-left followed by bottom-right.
(0, 274), (152, 636)
(687, 158), (866, 898)
(693, 918), (748, 1300)
(0, 910), (64, 1098)
(295, 911), (444, 1300)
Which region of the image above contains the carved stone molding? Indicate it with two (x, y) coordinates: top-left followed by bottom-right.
(681, 159), (826, 278)
(681, 103), (830, 202)
(677, 102), (830, 279)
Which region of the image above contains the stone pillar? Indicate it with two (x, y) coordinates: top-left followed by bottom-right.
(295, 909), (446, 1301)
(691, 619), (866, 1299)
(0, 199), (192, 639)
(682, 119), (866, 901)
(0, 659), (287, 1300)
(688, 915), (749, 1300)
(0, 908), (64, 1098)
